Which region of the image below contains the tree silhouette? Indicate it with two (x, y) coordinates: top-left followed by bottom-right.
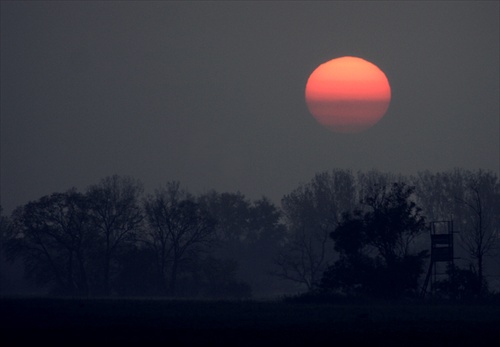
(0, 207), (12, 293)
(434, 264), (487, 301)
(198, 191), (252, 244)
(86, 175), (144, 296)
(199, 192), (286, 297)
(456, 170), (499, 296)
(3, 169), (497, 299)
(5, 190), (95, 295)
(413, 169), (500, 298)
(322, 182), (428, 299)
(143, 182), (216, 296)
(276, 170), (357, 290)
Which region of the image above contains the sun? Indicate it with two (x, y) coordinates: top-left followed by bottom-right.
(305, 56), (391, 133)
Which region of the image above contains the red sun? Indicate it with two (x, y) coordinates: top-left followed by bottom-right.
(305, 56), (391, 133)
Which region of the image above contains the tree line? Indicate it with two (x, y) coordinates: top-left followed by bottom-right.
(1, 169), (499, 300)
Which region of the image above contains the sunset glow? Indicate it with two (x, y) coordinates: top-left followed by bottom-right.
(305, 56), (391, 133)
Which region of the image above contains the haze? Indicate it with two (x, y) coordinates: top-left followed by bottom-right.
(1, 1), (499, 213)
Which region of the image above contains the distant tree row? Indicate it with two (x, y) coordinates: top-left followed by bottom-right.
(1, 168), (499, 300)
(1, 176), (284, 298)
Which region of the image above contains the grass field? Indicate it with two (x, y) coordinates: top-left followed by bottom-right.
(1, 297), (499, 346)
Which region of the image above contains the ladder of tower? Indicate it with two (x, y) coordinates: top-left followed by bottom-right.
(420, 261), (433, 298)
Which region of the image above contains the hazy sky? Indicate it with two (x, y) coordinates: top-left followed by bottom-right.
(1, 1), (499, 213)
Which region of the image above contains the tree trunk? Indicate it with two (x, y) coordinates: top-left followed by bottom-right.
(67, 250), (74, 296)
(103, 230), (111, 296)
(170, 259), (178, 297)
(77, 252), (89, 297)
(160, 248), (168, 294)
(103, 251), (111, 296)
(477, 254), (483, 297)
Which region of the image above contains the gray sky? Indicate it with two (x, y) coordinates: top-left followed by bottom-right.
(1, 1), (499, 213)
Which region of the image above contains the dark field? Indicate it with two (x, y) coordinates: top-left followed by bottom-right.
(1, 297), (499, 346)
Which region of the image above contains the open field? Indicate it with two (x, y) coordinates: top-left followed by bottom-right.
(1, 297), (499, 346)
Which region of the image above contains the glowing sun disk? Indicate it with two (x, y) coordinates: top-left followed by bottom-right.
(305, 56), (391, 133)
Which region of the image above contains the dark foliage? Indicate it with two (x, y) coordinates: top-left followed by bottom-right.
(433, 264), (489, 302)
(321, 252), (427, 299)
(113, 246), (160, 297)
(321, 183), (428, 299)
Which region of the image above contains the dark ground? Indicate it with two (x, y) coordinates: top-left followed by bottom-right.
(1, 297), (499, 346)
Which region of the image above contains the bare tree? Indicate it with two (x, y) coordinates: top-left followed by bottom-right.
(198, 190), (251, 244)
(5, 191), (94, 295)
(456, 170), (499, 295)
(274, 225), (330, 291)
(275, 169), (357, 290)
(86, 175), (143, 296)
(412, 169), (467, 222)
(143, 182), (216, 296)
(413, 169), (500, 296)
(357, 170), (406, 207)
